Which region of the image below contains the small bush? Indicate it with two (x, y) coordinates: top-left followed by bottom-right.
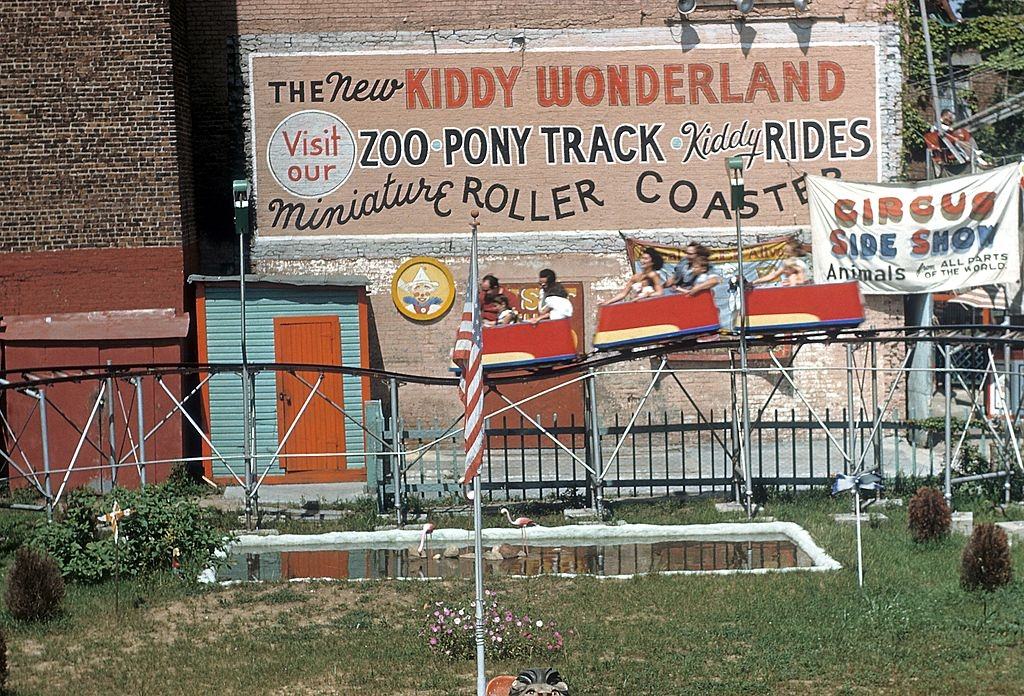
(961, 523), (1013, 592)
(31, 484), (231, 584)
(907, 487), (951, 543)
(0, 629), (7, 690)
(4, 547), (65, 621)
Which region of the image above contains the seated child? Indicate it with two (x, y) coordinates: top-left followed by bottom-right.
(494, 295), (519, 324)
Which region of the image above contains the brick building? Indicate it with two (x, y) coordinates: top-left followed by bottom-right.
(0, 0), (196, 489)
(206, 0), (908, 423)
(1, 0), (909, 487)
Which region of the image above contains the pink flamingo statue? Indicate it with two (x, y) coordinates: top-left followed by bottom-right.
(500, 507), (536, 554)
(412, 522), (435, 558)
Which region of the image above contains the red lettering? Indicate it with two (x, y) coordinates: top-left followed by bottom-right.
(405, 68), (430, 109)
(283, 130), (301, 157)
(719, 63), (744, 104)
(941, 192), (966, 219)
(782, 61), (809, 102)
(878, 197), (903, 224)
(494, 66), (521, 108)
(430, 68), (442, 108)
(911, 230), (930, 255)
(636, 65), (660, 106)
(818, 61), (845, 101)
(970, 191), (996, 220)
(664, 64), (685, 105)
(909, 195), (933, 223)
(830, 229), (848, 255)
(536, 67), (572, 107)
(607, 65), (630, 106)
(834, 199), (857, 227)
(576, 66), (605, 107)
(444, 68), (468, 108)
(688, 63), (718, 104)
(745, 62), (780, 103)
(471, 68), (495, 108)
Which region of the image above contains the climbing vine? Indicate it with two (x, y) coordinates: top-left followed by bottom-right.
(893, 0), (1024, 171)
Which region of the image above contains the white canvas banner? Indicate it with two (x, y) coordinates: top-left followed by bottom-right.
(807, 164), (1021, 294)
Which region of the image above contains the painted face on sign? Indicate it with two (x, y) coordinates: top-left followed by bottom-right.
(411, 283), (435, 303)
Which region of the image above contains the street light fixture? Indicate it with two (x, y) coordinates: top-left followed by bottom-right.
(725, 157), (754, 518)
(735, 0), (755, 13)
(677, 0), (698, 14)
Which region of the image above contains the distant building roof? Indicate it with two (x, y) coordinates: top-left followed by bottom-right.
(188, 274), (369, 288)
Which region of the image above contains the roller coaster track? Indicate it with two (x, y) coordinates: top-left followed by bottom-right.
(2, 323), (1024, 391)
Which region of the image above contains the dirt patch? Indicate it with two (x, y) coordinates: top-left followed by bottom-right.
(145, 582), (420, 644)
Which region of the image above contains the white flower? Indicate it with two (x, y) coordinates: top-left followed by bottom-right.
(454, 618), (461, 625)
(535, 620), (544, 628)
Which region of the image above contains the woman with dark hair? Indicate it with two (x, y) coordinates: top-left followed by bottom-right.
(599, 247), (664, 306)
(751, 238), (810, 287)
(530, 268), (574, 323)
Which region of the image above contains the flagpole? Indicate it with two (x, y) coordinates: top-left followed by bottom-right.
(469, 211), (487, 696)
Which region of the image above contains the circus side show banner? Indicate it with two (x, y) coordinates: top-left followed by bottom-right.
(807, 164), (1021, 294)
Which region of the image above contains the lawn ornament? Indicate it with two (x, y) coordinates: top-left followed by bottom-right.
(831, 471), (883, 587)
(97, 500), (133, 612)
(410, 522), (436, 558)
(509, 668), (569, 695)
(97, 500), (132, 544)
(500, 508), (537, 554)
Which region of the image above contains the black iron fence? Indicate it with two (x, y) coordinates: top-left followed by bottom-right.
(381, 408), (966, 506)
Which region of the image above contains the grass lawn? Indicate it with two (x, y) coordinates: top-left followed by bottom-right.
(1, 494), (1023, 694)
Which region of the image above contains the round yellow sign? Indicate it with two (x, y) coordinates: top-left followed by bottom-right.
(391, 257), (456, 321)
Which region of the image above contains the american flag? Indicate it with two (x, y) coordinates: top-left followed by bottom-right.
(454, 219), (485, 485)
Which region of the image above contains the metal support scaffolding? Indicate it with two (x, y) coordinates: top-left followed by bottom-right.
(389, 377), (404, 526)
(3, 327), (1024, 518)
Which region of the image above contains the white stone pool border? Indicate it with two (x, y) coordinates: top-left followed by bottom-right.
(206, 521), (841, 583)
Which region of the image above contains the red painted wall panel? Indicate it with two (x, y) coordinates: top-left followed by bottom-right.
(0, 247), (186, 317)
(3, 342), (184, 492)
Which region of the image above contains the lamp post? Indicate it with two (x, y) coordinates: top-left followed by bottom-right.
(727, 156), (754, 518)
(233, 179), (255, 530)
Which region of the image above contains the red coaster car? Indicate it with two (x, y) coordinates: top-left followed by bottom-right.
(741, 281), (864, 333)
(481, 318), (579, 370)
(594, 292), (720, 350)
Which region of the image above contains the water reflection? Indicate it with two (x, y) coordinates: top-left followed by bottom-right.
(221, 539), (812, 582)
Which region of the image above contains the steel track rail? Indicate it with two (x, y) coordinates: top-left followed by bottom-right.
(2, 324), (1024, 391)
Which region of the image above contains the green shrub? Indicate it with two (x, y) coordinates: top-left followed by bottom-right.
(961, 523), (1013, 592)
(0, 512), (36, 558)
(31, 484), (231, 584)
(954, 444), (1005, 501)
(907, 487), (951, 543)
(165, 461), (210, 497)
(4, 547), (65, 621)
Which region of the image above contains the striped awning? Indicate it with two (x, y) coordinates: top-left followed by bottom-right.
(948, 286), (1012, 310)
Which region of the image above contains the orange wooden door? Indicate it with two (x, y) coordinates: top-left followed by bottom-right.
(273, 316), (347, 473)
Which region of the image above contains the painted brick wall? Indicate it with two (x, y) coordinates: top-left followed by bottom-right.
(213, 4), (905, 421)
(185, 1), (896, 270)
(0, 0), (194, 257)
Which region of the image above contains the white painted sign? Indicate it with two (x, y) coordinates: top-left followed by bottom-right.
(807, 164), (1021, 294)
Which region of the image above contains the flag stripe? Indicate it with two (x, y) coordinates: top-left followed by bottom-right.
(454, 226), (485, 485)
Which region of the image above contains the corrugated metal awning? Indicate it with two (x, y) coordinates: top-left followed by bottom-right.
(188, 273), (369, 288)
(0, 309), (190, 342)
